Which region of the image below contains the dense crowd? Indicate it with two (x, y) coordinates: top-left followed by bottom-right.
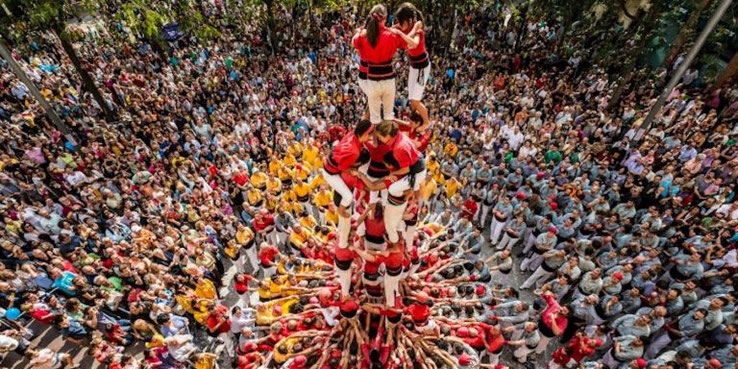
(0, 1), (737, 369)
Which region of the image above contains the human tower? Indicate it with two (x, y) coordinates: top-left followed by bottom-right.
(243, 4), (508, 369)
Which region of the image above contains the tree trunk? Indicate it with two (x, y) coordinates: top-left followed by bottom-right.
(55, 29), (117, 123)
(713, 51), (738, 88)
(607, 3), (663, 111)
(446, 3), (459, 57)
(0, 39), (72, 136)
(663, 0), (714, 69)
(265, 0), (276, 56)
(291, 1), (299, 42)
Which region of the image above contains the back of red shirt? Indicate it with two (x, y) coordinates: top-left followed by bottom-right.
(353, 25), (405, 64)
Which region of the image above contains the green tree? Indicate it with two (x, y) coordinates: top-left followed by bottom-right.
(663, 0), (715, 68)
(22, 0), (118, 123)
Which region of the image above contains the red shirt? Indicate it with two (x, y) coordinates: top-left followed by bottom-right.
(341, 171), (365, 192)
(542, 294), (568, 334)
(327, 125), (347, 143)
(258, 245), (279, 267)
(404, 303), (430, 323)
(406, 28), (426, 57)
(364, 260), (381, 275)
(568, 336), (597, 363)
(486, 331), (506, 353)
(382, 243), (406, 270)
(364, 214), (386, 243)
(385, 133), (420, 170)
(252, 215), (275, 232)
(333, 242), (356, 262)
(234, 274), (254, 294)
(352, 24), (405, 64)
(233, 172), (249, 186)
(365, 140), (393, 177)
(206, 305), (231, 334)
(324, 133), (361, 174)
(462, 199), (478, 219)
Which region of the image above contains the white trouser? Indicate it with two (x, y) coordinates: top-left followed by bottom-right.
(384, 201), (407, 243)
(263, 265), (276, 279)
(490, 218), (507, 245)
(321, 169), (353, 208)
(369, 181), (387, 205)
(244, 246), (259, 273)
(536, 334), (553, 354)
(388, 169), (427, 198)
(337, 214), (351, 248)
(521, 265), (553, 289)
(230, 254), (244, 274)
(497, 232), (519, 251)
(215, 331), (235, 357)
(404, 223), (416, 250)
(487, 352), (500, 367)
(266, 229), (278, 246)
(335, 263), (352, 297)
(478, 204), (491, 225)
(514, 345), (534, 363)
(384, 272), (402, 307)
(238, 292), (252, 307)
(408, 65), (430, 101)
(548, 358), (577, 369)
(276, 231), (289, 249)
(365, 78), (396, 124)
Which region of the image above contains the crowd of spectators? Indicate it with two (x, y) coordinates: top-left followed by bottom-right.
(0, 1), (736, 369)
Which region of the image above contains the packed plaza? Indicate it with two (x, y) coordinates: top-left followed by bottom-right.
(0, 1), (737, 369)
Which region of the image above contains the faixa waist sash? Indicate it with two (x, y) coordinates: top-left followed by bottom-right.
(409, 51), (429, 69)
(364, 59), (395, 81)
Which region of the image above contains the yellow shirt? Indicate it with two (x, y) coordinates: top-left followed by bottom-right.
(247, 189), (263, 206)
(283, 153), (297, 168)
(427, 158), (440, 174)
(268, 160), (281, 174)
(324, 209), (338, 226)
(277, 166), (294, 182)
(236, 228), (255, 245)
(314, 190), (333, 209)
(194, 353), (217, 369)
(265, 197), (279, 212)
(293, 182), (311, 201)
(444, 143), (458, 157)
(293, 163), (311, 181)
(266, 177), (282, 195)
(302, 145), (320, 167)
(284, 201), (304, 215)
(194, 279), (216, 300)
(309, 174), (325, 189)
(192, 300), (212, 325)
(273, 337), (299, 364)
(256, 298), (298, 325)
(419, 178), (437, 200)
(288, 143), (303, 158)
(175, 292), (196, 314)
(251, 171), (268, 189)
(433, 169), (446, 186)
(445, 178), (460, 198)
(289, 229), (313, 248)
(299, 215), (317, 229)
